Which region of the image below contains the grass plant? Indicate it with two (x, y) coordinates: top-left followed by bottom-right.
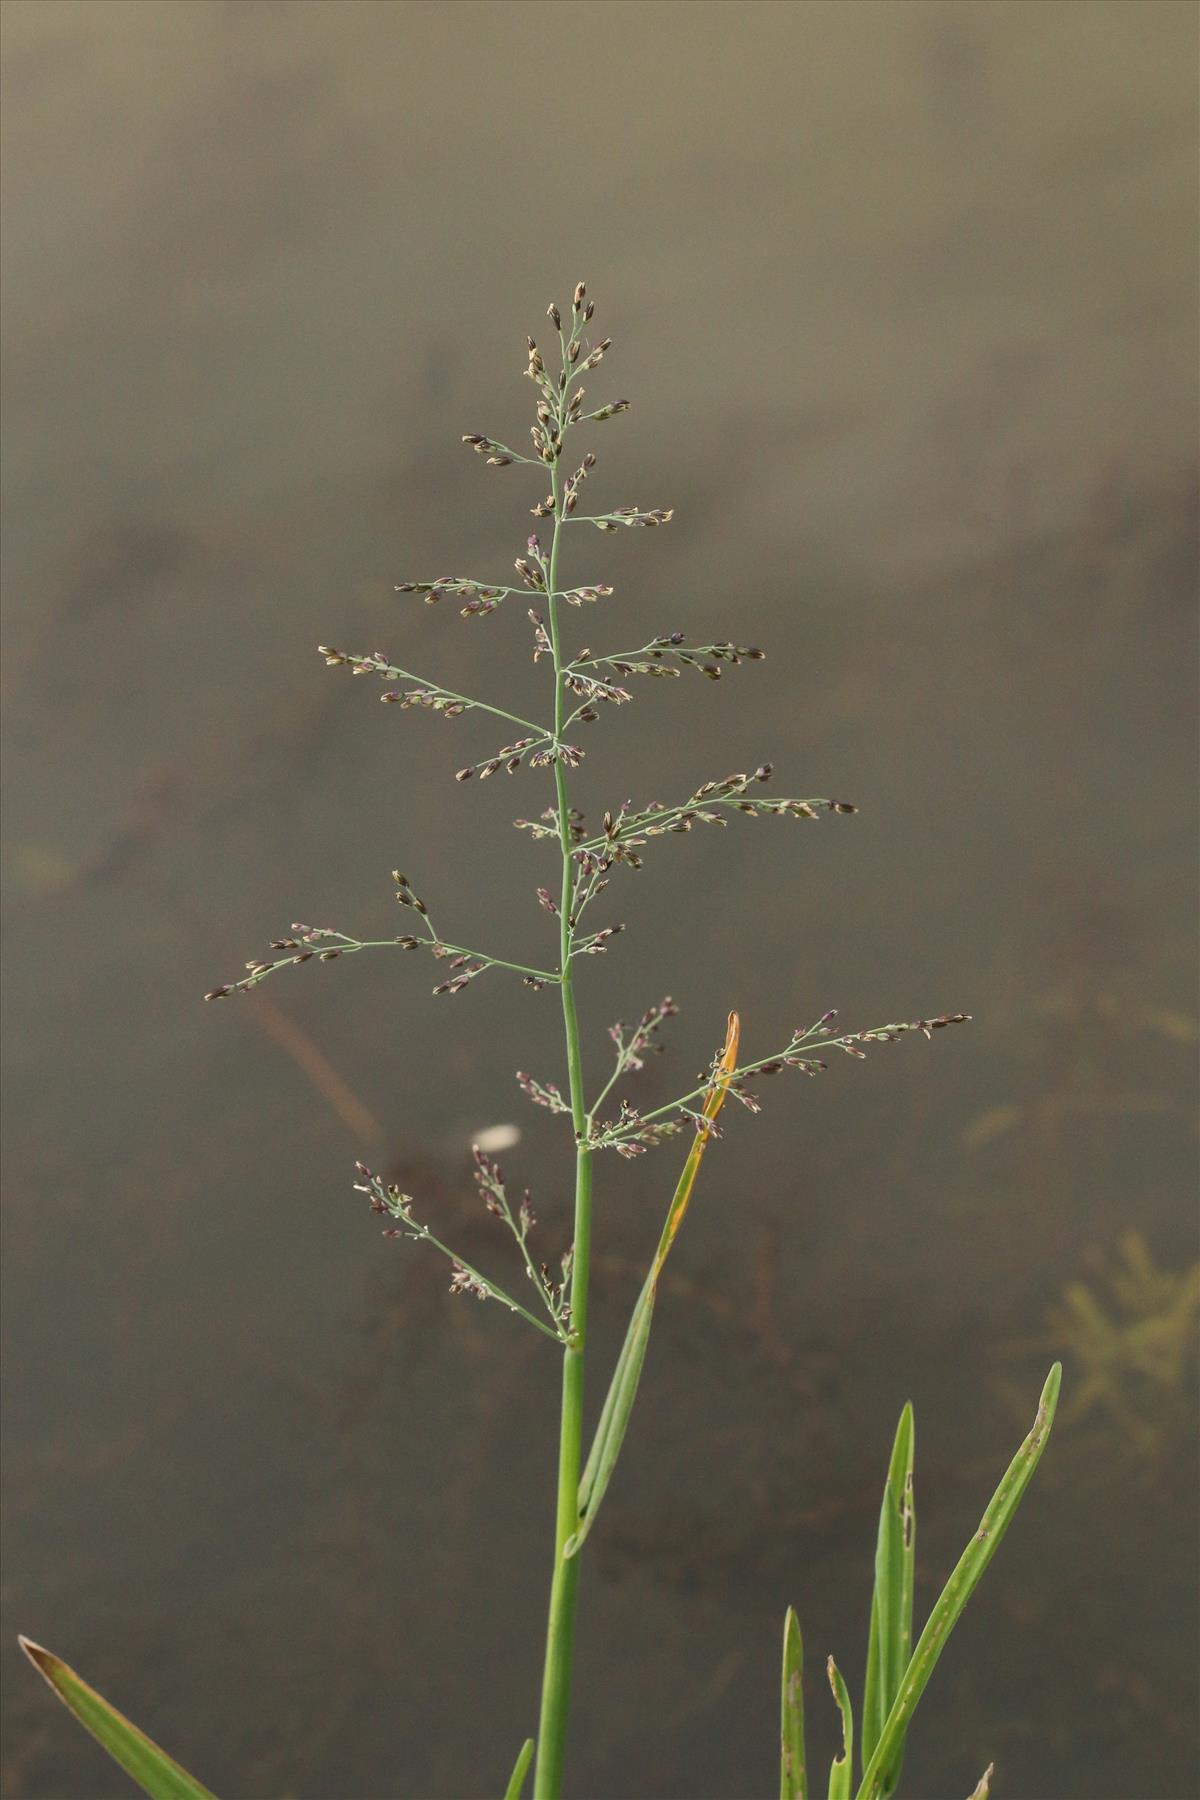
(22, 285), (1059, 1800)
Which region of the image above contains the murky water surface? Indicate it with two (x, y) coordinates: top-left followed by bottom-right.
(2, 4), (1196, 1796)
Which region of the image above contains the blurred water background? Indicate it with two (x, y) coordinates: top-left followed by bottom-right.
(2, 3), (1197, 1796)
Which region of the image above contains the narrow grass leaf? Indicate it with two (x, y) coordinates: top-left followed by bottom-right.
(855, 1364), (1062, 1800)
(861, 1401), (915, 1794)
(568, 1014), (740, 1556)
(567, 1272), (653, 1556)
(826, 1657), (853, 1800)
(780, 1606), (807, 1800)
(966, 1765), (994, 1799)
(503, 1737), (535, 1800)
(18, 1638), (217, 1800)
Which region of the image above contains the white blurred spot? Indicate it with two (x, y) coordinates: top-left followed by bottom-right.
(473, 1122), (521, 1153)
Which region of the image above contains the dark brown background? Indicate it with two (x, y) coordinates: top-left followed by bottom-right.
(2, 3), (1197, 1797)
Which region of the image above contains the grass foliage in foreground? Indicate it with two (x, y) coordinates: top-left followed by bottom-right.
(23, 286), (1059, 1799)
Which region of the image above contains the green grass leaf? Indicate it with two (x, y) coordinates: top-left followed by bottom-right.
(567, 1268), (654, 1557)
(855, 1364), (1062, 1800)
(503, 1737), (535, 1799)
(780, 1606), (807, 1800)
(861, 1401), (915, 1794)
(19, 1638), (217, 1800)
(568, 1014), (740, 1557)
(826, 1657), (853, 1800)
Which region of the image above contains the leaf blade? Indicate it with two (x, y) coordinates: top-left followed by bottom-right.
(503, 1737), (535, 1800)
(566, 1277), (655, 1556)
(826, 1657), (853, 1800)
(861, 1402), (915, 1793)
(569, 1014), (740, 1555)
(855, 1364), (1062, 1800)
(780, 1606), (808, 1800)
(19, 1638), (217, 1800)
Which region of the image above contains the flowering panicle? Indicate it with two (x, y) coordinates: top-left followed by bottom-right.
(209, 282), (966, 1351)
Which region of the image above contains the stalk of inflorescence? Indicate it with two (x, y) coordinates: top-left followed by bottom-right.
(534, 343), (593, 1800)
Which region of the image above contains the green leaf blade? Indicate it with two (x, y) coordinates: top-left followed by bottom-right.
(780, 1606), (808, 1800)
(826, 1657), (854, 1800)
(19, 1638), (217, 1800)
(568, 1271), (655, 1556)
(861, 1401), (915, 1794)
(503, 1736), (535, 1800)
(569, 1014), (741, 1557)
(855, 1363), (1062, 1800)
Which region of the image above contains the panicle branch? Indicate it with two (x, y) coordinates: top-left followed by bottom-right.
(587, 1012), (972, 1151)
(352, 1159), (569, 1341)
(204, 923), (429, 1000)
(205, 871), (559, 1001)
(571, 505), (674, 532)
(607, 997), (680, 1076)
(393, 577), (521, 615)
(571, 634), (766, 681)
(472, 1146), (574, 1334)
(541, 770), (858, 879)
(516, 1069), (571, 1115)
(317, 645), (551, 737)
(461, 434), (538, 468)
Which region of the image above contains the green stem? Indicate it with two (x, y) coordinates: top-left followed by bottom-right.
(534, 424), (594, 1800)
